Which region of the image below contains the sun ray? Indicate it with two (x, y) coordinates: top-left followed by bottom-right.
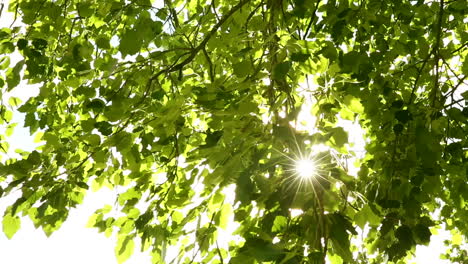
(295, 158), (317, 179)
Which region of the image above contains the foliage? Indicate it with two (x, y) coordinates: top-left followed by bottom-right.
(0, 0), (467, 263)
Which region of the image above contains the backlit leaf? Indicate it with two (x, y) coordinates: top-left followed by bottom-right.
(115, 235), (135, 264)
(2, 214), (21, 239)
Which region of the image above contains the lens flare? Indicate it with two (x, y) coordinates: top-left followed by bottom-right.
(295, 159), (317, 179)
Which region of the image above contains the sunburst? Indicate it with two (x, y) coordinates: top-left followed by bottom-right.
(295, 158), (318, 179)
(276, 142), (334, 198)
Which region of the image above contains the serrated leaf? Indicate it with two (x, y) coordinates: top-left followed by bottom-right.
(43, 133), (60, 147)
(119, 30), (142, 56)
(395, 225), (414, 248)
(414, 224), (431, 245)
(330, 127), (348, 147)
(344, 95), (364, 114)
(2, 214), (21, 239)
(104, 104), (123, 122)
(6, 60), (24, 91)
(84, 133), (101, 145)
(354, 204), (381, 229)
(329, 213), (354, 262)
(33, 131), (44, 143)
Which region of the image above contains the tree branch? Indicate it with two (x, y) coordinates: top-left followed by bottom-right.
(303, 0), (321, 39)
(149, 0), (251, 82)
(430, 0), (445, 107)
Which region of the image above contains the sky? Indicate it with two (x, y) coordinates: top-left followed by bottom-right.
(0, 2), (462, 264)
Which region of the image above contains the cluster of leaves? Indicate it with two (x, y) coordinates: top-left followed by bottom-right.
(0, 0), (467, 263)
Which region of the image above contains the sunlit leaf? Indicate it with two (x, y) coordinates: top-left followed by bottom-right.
(115, 235), (135, 264)
(2, 214), (21, 239)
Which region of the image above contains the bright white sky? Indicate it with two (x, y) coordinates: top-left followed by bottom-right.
(0, 2), (462, 264)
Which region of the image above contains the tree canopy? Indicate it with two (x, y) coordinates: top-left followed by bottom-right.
(0, 0), (467, 263)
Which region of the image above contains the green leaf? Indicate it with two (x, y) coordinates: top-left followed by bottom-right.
(32, 38), (47, 50)
(104, 106), (123, 122)
(5, 123), (17, 137)
(273, 61), (291, 80)
(236, 171), (254, 204)
(414, 224), (431, 245)
(241, 237), (283, 261)
(95, 121), (113, 136)
(395, 225), (414, 248)
(354, 204), (381, 228)
(328, 213), (354, 262)
(86, 99), (105, 113)
(96, 37), (111, 50)
(233, 60), (252, 78)
(272, 215), (287, 232)
(341, 51), (363, 73)
(17, 39), (28, 50)
(112, 132), (134, 153)
(115, 235), (135, 264)
(344, 95), (364, 114)
(83, 134), (101, 145)
(395, 110), (412, 124)
(328, 254), (344, 264)
(119, 30), (142, 56)
(451, 231), (462, 245)
(2, 214), (21, 239)
(43, 133), (61, 148)
(447, 107), (465, 122)
(216, 203), (233, 230)
(6, 60), (24, 91)
(290, 52), (310, 62)
(77, 2), (94, 17)
(2, 1), (467, 263)
(8, 97), (22, 108)
(0, 42), (15, 54)
(76, 182), (89, 189)
(33, 131), (44, 143)
(329, 127), (348, 148)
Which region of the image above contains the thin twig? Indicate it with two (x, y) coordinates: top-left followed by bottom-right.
(9, 3), (19, 28)
(202, 47), (215, 82)
(451, 41), (468, 54)
(216, 241), (224, 264)
(152, 0), (251, 79)
(303, 0), (321, 39)
(165, 0), (180, 28)
(407, 51), (432, 105)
